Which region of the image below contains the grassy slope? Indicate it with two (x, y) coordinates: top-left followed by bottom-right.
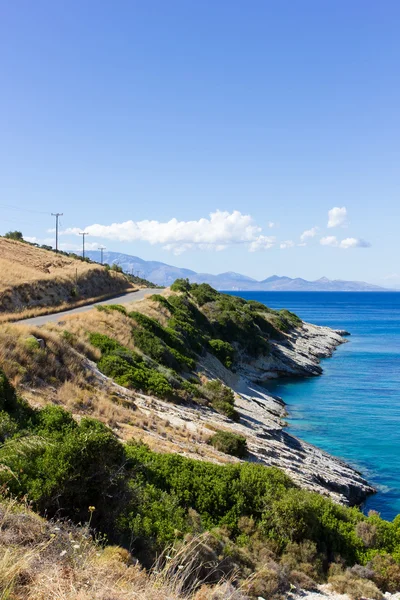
(0, 238), (134, 318)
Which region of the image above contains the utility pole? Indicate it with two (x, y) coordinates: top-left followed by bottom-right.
(51, 213), (63, 252)
(79, 232), (88, 259)
(99, 245), (106, 265)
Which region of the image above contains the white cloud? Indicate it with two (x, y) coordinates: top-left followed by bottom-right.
(25, 236), (55, 246)
(320, 235), (370, 249)
(267, 221), (276, 228)
(280, 240), (295, 249)
(320, 236), (338, 247)
(328, 206), (347, 228)
(300, 227), (318, 243)
(62, 210), (277, 253)
(339, 237), (371, 249)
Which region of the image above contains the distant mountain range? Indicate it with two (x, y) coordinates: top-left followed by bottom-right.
(85, 251), (389, 292)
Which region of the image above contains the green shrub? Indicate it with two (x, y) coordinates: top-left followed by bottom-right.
(98, 349), (173, 398)
(146, 372), (174, 397)
(89, 332), (123, 354)
(190, 283), (219, 306)
(211, 399), (239, 421)
(246, 299), (270, 311)
(0, 411), (19, 442)
(129, 311), (194, 371)
(202, 379), (239, 420)
(279, 309), (302, 327)
(208, 339), (235, 368)
(181, 380), (203, 398)
(170, 278), (192, 292)
(132, 328), (168, 363)
(149, 294), (172, 311)
(208, 431), (247, 458)
(97, 304), (127, 315)
(203, 380), (235, 405)
(111, 264), (123, 273)
(24, 337), (41, 351)
(0, 368), (35, 427)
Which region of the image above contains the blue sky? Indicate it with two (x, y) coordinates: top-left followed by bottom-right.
(1, 1), (399, 284)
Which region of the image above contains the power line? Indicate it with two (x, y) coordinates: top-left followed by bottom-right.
(79, 232), (88, 259)
(51, 213), (63, 252)
(0, 203), (50, 215)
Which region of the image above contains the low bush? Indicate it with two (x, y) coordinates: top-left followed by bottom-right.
(328, 572), (383, 600)
(202, 380), (239, 420)
(208, 431), (247, 458)
(208, 339), (235, 368)
(90, 333), (174, 398)
(190, 283), (219, 306)
(170, 278), (191, 293)
(96, 304), (127, 315)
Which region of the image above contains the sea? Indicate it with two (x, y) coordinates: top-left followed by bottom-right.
(228, 291), (400, 521)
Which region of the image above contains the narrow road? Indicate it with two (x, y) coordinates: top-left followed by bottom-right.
(14, 288), (156, 327)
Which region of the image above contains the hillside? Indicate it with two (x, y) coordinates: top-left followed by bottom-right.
(85, 250), (388, 291)
(1, 300), (400, 599)
(1, 280), (400, 597)
(0, 238), (134, 320)
(0, 280), (371, 503)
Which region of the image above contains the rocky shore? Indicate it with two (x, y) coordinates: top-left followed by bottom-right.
(196, 320), (375, 505)
(92, 318), (374, 507)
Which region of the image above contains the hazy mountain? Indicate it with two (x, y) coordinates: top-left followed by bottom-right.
(85, 251), (389, 291)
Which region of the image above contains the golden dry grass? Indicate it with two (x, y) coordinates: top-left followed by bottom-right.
(0, 238), (96, 291)
(0, 499), (249, 600)
(63, 308), (137, 350)
(0, 238), (133, 318)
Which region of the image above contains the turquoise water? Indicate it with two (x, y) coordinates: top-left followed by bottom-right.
(228, 291), (400, 521)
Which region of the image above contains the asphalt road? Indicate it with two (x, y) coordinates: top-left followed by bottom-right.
(14, 288), (156, 327)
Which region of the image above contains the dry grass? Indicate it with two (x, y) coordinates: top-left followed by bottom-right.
(0, 324), (93, 389)
(0, 499), (250, 600)
(62, 309), (137, 351)
(0, 238), (133, 318)
(126, 293), (173, 326)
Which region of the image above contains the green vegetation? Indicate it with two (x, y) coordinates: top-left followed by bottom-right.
(0, 368), (400, 597)
(190, 282), (219, 306)
(1, 370), (400, 595)
(203, 379), (239, 421)
(84, 280), (304, 420)
(95, 303), (128, 315)
(208, 338), (235, 368)
(208, 430), (248, 458)
(4, 230), (24, 241)
(150, 280), (302, 362)
(170, 278), (192, 293)
(90, 333), (174, 398)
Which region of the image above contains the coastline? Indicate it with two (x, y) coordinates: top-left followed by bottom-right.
(197, 320), (375, 506)
(89, 315), (375, 507)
